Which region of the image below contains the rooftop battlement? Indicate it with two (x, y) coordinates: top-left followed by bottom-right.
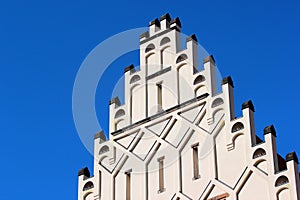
(140, 13), (182, 42)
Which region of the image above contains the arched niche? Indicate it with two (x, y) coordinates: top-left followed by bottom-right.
(231, 122), (244, 133)
(145, 43), (155, 53)
(161, 46), (171, 67)
(177, 63), (192, 102)
(176, 54), (188, 64)
(130, 75), (141, 84)
(193, 75), (205, 85)
(275, 176), (289, 187)
(212, 98), (224, 108)
(146, 53), (159, 75)
(83, 181), (94, 191)
(99, 145), (109, 155)
(253, 148), (266, 159)
(130, 84), (145, 123)
(115, 109), (125, 118)
(160, 37), (170, 46)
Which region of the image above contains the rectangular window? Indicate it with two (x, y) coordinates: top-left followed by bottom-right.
(192, 143), (200, 179)
(99, 170), (102, 197)
(157, 83), (162, 112)
(125, 170), (132, 200)
(158, 156), (165, 192)
(160, 50), (164, 66)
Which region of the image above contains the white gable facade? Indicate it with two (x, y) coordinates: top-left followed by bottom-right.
(77, 14), (300, 200)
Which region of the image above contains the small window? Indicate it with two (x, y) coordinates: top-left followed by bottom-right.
(145, 44), (155, 53)
(231, 122), (244, 133)
(192, 143), (200, 179)
(176, 54), (188, 63)
(193, 75), (205, 85)
(157, 83), (162, 112)
(275, 176), (289, 187)
(83, 181), (94, 191)
(125, 170), (131, 200)
(115, 109), (125, 118)
(98, 171), (102, 197)
(212, 98), (224, 108)
(99, 145), (109, 155)
(130, 75), (141, 84)
(253, 148), (266, 159)
(158, 156), (165, 192)
(160, 37), (170, 46)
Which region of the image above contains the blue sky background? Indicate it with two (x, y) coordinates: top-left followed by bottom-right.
(0, 0), (299, 199)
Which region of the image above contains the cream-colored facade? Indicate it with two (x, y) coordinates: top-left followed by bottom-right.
(77, 14), (300, 200)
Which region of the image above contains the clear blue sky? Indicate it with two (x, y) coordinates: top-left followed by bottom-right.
(0, 0), (299, 199)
